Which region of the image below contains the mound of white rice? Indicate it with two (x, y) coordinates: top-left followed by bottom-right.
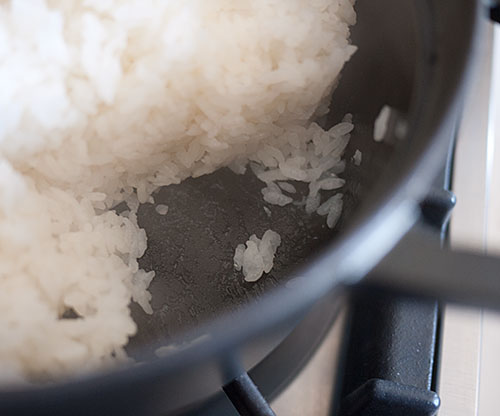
(0, 0), (356, 381)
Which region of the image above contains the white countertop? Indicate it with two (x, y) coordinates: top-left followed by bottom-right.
(439, 21), (500, 416)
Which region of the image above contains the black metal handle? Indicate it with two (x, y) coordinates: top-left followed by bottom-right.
(223, 373), (276, 416)
(484, 0), (500, 22)
(367, 227), (500, 309)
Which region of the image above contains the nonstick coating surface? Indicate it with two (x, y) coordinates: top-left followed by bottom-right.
(128, 0), (419, 356)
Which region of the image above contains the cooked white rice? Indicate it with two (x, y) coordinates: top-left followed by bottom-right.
(155, 204), (169, 216)
(0, 0), (356, 381)
(353, 149), (362, 166)
(236, 115), (353, 284)
(248, 116), (352, 227)
(234, 230), (282, 282)
(374, 105), (391, 142)
(277, 182), (297, 194)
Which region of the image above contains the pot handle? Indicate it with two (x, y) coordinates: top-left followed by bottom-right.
(366, 226), (500, 309)
(223, 373), (276, 416)
(486, 0), (500, 23)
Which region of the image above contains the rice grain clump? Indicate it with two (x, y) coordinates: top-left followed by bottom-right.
(353, 149), (362, 166)
(247, 115), (353, 229)
(234, 230), (282, 282)
(0, 0), (356, 380)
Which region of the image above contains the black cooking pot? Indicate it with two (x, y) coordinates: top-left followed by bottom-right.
(0, 0), (494, 415)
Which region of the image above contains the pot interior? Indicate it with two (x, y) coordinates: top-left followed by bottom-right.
(127, 0), (421, 357)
